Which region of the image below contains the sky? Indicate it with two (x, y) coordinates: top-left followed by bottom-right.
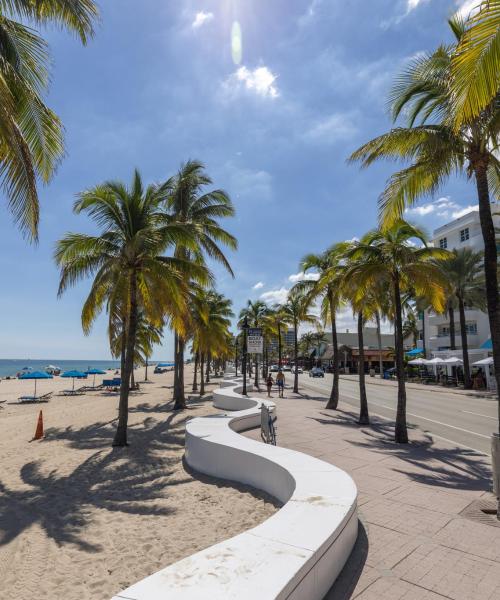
(0, 0), (482, 360)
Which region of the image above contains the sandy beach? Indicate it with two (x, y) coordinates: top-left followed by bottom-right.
(0, 366), (279, 600)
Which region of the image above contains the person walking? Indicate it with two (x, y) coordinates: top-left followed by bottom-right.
(276, 369), (285, 398)
(266, 373), (274, 397)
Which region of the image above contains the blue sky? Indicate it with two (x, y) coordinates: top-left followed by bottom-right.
(0, 0), (480, 359)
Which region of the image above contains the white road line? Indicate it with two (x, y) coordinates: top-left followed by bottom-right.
(302, 380), (491, 439)
(462, 410), (497, 421)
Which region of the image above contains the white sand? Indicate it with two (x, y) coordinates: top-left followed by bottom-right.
(0, 367), (279, 599)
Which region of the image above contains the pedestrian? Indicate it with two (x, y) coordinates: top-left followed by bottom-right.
(276, 369), (285, 398)
(266, 373), (274, 397)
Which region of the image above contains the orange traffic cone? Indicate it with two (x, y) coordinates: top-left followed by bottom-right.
(32, 410), (44, 441)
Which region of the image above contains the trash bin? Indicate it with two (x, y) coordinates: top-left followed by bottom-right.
(369, 369), (375, 377)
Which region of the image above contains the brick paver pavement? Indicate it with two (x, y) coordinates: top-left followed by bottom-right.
(244, 382), (500, 600)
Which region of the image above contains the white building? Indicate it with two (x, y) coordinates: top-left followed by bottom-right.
(417, 208), (499, 362)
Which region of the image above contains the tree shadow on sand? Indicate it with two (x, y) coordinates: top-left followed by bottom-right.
(308, 409), (491, 493)
(0, 407), (201, 552)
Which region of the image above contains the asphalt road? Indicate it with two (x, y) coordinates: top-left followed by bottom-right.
(298, 373), (498, 455)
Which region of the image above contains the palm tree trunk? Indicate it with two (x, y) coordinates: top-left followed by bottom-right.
(173, 336), (186, 410)
(458, 295), (472, 389)
(130, 369), (135, 389)
(474, 163), (500, 428)
(393, 273), (408, 443)
(293, 317), (299, 394)
(448, 304), (456, 350)
(192, 352), (199, 392)
(326, 295), (339, 409)
(144, 358), (148, 381)
(357, 312), (369, 425)
(205, 353), (210, 383)
(200, 354), (205, 396)
(113, 270), (138, 447)
(375, 310), (384, 379)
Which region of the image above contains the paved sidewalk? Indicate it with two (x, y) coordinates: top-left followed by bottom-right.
(245, 384), (500, 600)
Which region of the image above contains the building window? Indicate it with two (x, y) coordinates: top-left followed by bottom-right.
(439, 237), (447, 249)
(460, 228), (469, 242)
(465, 323), (477, 335)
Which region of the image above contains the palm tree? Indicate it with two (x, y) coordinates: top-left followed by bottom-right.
(296, 243), (349, 409)
(238, 300), (268, 389)
(268, 305), (290, 369)
(55, 170), (208, 446)
(167, 160), (237, 410)
(192, 290), (233, 396)
(0, 0), (98, 240)
(346, 221), (448, 442)
(439, 248), (486, 388)
(281, 289), (317, 393)
(451, 1), (500, 127)
(349, 18), (500, 404)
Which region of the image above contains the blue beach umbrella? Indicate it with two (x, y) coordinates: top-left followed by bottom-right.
(61, 370), (87, 391)
(85, 368), (106, 387)
(19, 370), (53, 397)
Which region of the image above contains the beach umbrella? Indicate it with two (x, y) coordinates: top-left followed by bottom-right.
(61, 370), (87, 391)
(157, 362), (172, 368)
(408, 358), (427, 365)
(19, 370), (53, 397)
(406, 348), (424, 357)
(85, 368), (106, 387)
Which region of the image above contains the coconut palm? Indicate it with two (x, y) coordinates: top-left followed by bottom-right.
(349, 17), (500, 406)
(55, 170), (209, 446)
(297, 243), (350, 409)
(280, 289), (317, 393)
(439, 248), (486, 388)
(0, 0), (98, 240)
(345, 221), (449, 443)
(167, 160), (236, 409)
(451, 1), (500, 127)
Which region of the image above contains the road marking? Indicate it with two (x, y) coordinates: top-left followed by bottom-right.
(462, 410), (497, 421)
(301, 380), (491, 439)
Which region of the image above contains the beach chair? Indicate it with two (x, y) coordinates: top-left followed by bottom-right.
(18, 392), (52, 403)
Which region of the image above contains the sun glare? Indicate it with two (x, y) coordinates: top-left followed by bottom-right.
(231, 21), (242, 65)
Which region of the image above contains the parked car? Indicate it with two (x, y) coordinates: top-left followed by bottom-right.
(270, 365), (279, 372)
(291, 366), (303, 374)
(309, 367), (324, 378)
(282, 364), (291, 372)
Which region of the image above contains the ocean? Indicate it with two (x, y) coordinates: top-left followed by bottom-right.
(0, 359), (122, 378)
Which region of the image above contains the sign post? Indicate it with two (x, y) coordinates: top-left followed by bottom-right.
(247, 328), (263, 354)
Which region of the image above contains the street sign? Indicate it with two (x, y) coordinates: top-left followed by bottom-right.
(247, 328), (263, 354)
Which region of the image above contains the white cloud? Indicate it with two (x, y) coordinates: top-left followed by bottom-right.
(223, 66), (279, 99)
(455, 0), (481, 20)
(192, 11), (214, 29)
(252, 281), (264, 290)
(405, 197), (478, 222)
(260, 287), (289, 305)
(288, 272), (320, 283)
(302, 113), (358, 144)
(224, 162), (273, 202)
(406, 0), (427, 12)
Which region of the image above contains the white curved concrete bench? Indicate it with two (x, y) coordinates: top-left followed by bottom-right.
(112, 375), (358, 600)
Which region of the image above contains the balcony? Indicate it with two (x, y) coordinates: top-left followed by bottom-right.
(428, 333), (480, 349)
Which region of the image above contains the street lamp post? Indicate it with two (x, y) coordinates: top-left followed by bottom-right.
(242, 316), (249, 395)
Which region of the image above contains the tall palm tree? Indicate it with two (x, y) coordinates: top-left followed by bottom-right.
(349, 18), (500, 405)
(268, 305), (290, 369)
(55, 170), (208, 446)
(167, 160), (236, 410)
(238, 300), (268, 389)
(346, 221), (448, 442)
(451, 1), (500, 127)
(0, 0), (98, 240)
(439, 248), (486, 388)
(281, 289), (317, 393)
(296, 243), (349, 409)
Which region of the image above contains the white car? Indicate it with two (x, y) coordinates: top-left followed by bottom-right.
(270, 365), (279, 372)
(291, 366), (303, 374)
(282, 364), (292, 372)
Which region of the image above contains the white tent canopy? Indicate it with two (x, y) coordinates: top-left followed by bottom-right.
(408, 358), (427, 365)
(472, 357), (494, 366)
(426, 357), (446, 364)
(444, 357), (463, 365)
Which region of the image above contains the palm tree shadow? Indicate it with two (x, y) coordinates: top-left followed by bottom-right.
(308, 409), (490, 492)
(1, 408), (202, 551)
